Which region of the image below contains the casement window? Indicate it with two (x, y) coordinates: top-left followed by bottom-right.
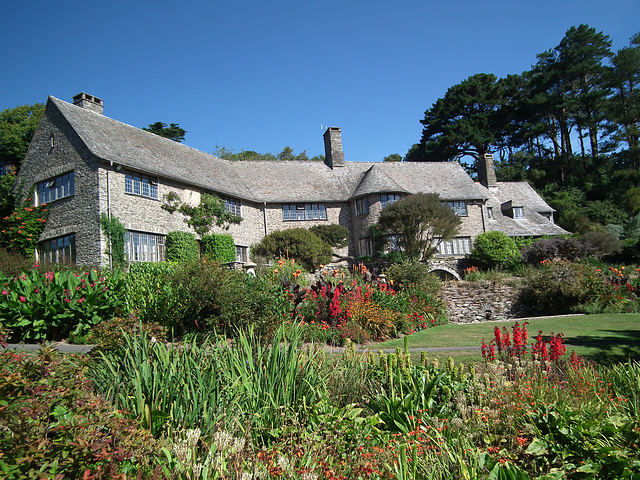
(38, 234), (76, 264)
(355, 197), (369, 216)
(125, 231), (165, 262)
(125, 172), (158, 199)
(235, 245), (248, 263)
(436, 237), (472, 256)
(37, 172), (74, 205)
(380, 193), (401, 208)
(358, 237), (373, 257)
(282, 203), (327, 221)
(513, 207), (524, 218)
(223, 197), (241, 216)
(442, 200), (468, 216)
(487, 207), (494, 219)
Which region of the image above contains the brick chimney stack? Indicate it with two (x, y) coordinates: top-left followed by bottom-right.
(73, 92), (104, 115)
(477, 153), (498, 188)
(324, 127), (345, 168)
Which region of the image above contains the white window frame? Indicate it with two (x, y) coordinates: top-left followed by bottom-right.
(282, 203), (327, 221)
(355, 197), (369, 216)
(125, 231), (165, 262)
(513, 207), (524, 218)
(235, 245), (248, 263)
(435, 237), (472, 256)
(442, 200), (468, 216)
(125, 172), (159, 199)
(37, 172), (75, 205)
(38, 234), (76, 264)
(223, 197), (241, 216)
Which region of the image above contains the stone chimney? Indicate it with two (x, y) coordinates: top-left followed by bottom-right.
(324, 127), (345, 168)
(72, 92), (104, 115)
(477, 153), (498, 188)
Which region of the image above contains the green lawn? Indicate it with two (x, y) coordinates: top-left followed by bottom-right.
(368, 313), (640, 365)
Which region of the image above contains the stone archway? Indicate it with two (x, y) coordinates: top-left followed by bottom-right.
(428, 266), (461, 281)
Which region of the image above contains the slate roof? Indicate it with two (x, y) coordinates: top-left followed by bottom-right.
(477, 182), (569, 237)
(49, 96), (488, 204)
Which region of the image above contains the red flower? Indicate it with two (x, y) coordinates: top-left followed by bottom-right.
(19, 296), (26, 303)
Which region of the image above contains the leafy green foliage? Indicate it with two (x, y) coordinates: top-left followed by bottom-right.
(471, 231), (522, 269)
(201, 233), (236, 262)
(378, 193), (461, 261)
(0, 172), (16, 221)
(214, 145), (324, 162)
(100, 213), (126, 266)
(124, 262), (178, 325)
(165, 231), (199, 262)
(0, 196), (49, 258)
(577, 231), (624, 259)
(251, 228), (332, 271)
(521, 237), (591, 264)
(520, 260), (605, 314)
(142, 121), (186, 142)
(178, 194), (241, 235)
(0, 268), (125, 341)
(0, 103), (45, 170)
(384, 260), (442, 295)
(0, 247), (34, 276)
(308, 224), (349, 248)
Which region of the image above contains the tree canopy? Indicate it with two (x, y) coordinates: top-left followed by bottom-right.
(0, 103), (45, 170)
(377, 193), (461, 261)
(213, 145), (324, 162)
(143, 122), (187, 142)
(408, 25), (640, 238)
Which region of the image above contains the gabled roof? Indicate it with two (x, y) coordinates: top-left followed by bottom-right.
(47, 96), (489, 204)
(477, 182), (568, 236)
(350, 165), (410, 199)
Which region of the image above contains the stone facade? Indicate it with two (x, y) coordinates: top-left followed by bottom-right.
(442, 281), (530, 323)
(15, 93), (566, 267)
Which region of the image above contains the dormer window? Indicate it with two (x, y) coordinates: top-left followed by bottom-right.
(513, 207), (524, 218)
(500, 201), (524, 219)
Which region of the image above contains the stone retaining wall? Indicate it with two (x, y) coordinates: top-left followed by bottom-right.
(442, 281), (530, 323)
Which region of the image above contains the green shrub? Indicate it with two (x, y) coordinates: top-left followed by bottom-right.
(309, 224), (349, 248)
(124, 262), (178, 325)
(471, 231), (521, 269)
(100, 213), (126, 266)
(85, 313), (168, 353)
(251, 228), (332, 271)
(201, 233), (236, 262)
(165, 231), (199, 262)
(520, 260), (605, 315)
(384, 260), (442, 295)
(577, 231), (624, 259)
(0, 248), (34, 276)
(0, 197), (49, 258)
(0, 268), (126, 342)
(521, 237), (591, 264)
(170, 261), (293, 337)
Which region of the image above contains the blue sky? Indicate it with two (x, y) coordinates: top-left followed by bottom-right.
(1, 0), (639, 162)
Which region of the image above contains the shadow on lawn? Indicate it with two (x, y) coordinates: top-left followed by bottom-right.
(564, 329), (640, 364)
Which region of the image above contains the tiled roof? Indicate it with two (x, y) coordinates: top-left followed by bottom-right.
(49, 96), (489, 204)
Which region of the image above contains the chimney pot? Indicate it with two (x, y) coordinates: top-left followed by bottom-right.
(72, 92), (104, 115)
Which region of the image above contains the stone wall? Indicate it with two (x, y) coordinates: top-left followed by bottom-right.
(441, 281), (530, 323)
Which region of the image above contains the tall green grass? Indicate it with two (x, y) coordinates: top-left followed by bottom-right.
(88, 325), (327, 444)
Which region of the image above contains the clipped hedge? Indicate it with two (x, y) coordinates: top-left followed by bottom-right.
(201, 233), (236, 263)
(165, 231), (199, 262)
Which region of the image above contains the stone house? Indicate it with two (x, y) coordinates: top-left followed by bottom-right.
(14, 93), (567, 267)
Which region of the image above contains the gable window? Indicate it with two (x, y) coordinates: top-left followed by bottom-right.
(282, 203), (327, 221)
(355, 197), (369, 216)
(38, 234), (76, 264)
(442, 200), (467, 216)
(513, 207), (524, 218)
(223, 197), (241, 216)
(380, 193), (401, 208)
(125, 172), (158, 199)
(125, 231), (165, 262)
(436, 237), (472, 256)
(37, 172), (74, 205)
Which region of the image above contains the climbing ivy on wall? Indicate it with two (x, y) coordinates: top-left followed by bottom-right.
(100, 213), (126, 267)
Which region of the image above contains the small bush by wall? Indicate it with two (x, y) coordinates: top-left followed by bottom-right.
(201, 233), (236, 263)
(251, 228), (332, 271)
(165, 231), (199, 262)
(471, 231), (521, 269)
